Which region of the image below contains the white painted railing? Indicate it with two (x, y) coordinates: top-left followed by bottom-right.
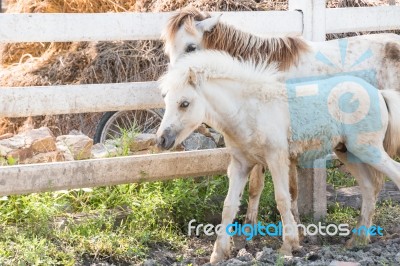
(0, 1), (399, 219)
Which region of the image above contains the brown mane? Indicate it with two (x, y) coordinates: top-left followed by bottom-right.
(164, 7), (310, 70)
(162, 7), (210, 43)
(203, 23), (310, 70)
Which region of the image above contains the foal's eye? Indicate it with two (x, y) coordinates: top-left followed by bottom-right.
(180, 101), (190, 108)
(185, 44), (197, 53)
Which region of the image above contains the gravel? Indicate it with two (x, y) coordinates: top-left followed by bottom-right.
(137, 236), (400, 266)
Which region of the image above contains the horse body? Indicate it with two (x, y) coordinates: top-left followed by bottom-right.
(289, 34), (400, 90)
(157, 50), (400, 263)
(162, 7), (400, 247)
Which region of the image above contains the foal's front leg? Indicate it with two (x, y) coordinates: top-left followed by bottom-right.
(210, 155), (252, 264)
(267, 152), (301, 255)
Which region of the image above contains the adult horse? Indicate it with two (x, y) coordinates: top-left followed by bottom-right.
(156, 50), (400, 263)
(162, 7), (400, 247)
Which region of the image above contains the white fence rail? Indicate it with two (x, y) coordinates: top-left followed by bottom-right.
(0, 11), (302, 42)
(326, 6), (400, 34)
(0, 0), (399, 218)
(0, 149), (230, 195)
(0, 82), (162, 117)
(1, 6), (400, 43)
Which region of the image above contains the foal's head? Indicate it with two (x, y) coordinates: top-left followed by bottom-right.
(157, 67), (206, 150)
(162, 7), (221, 65)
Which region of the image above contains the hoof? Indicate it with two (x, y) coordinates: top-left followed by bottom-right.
(210, 245), (230, 264)
(210, 252), (225, 265)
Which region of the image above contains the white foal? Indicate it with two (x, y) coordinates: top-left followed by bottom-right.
(156, 50), (400, 264)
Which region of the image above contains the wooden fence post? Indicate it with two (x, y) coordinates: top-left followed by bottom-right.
(289, 0), (327, 220)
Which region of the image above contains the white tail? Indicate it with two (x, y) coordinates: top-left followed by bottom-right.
(382, 90), (400, 157)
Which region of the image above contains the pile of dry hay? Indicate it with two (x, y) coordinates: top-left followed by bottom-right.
(0, 0), (392, 136)
(0, 0), (288, 137)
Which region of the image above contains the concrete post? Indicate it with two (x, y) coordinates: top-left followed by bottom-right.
(289, 0), (326, 41)
(289, 0), (328, 220)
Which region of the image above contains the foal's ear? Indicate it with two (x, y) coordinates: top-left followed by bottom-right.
(188, 68), (199, 87)
(195, 13), (222, 32)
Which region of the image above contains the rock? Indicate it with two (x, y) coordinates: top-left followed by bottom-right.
(328, 181), (400, 209)
(183, 133), (217, 150)
(378, 181), (400, 204)
(328, 186), (362, 209)
(22, 151), (64, 164)
(56, 135), (93, 160)
(56, 141), (75, 161)
(329, 261), (360, 266)
(223, 258), (250, 265)
(91, 143), (119, 159)
(358, 257), (374, 265)
(141, 259), (158, 266)
(211, 132), (225, 147)
(129, 133), (157, 152)
(370, 247), (381, 256)
(0, 134), (32, 162)
(395, 252), (400, 263)
(255, 247), (274, 262)
(0, 134), (26, 150)
(7, 147), (33, 162)
(91, 143), (109, 159)
(262, 247), (274, 255)
(0, 127), (57, 162)
(0, 144), (12, 157)
(236, 248), (253, 262)
(21, 127), (56, 153)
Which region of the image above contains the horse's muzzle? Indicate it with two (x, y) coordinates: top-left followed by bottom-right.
(157, 128), (176, 150)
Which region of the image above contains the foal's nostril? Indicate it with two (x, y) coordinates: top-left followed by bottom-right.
(160, 135), (166, 148)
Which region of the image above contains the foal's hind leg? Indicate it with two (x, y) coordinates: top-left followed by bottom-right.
(244, 164), (265, 225)
(245, 160), (300, 226)
(367, 152), (400, 188)
(334, 150), (384, 247)
(348, 145), (400, 188)
(345, 145), (400, 246)
(289, 160), (300, 225)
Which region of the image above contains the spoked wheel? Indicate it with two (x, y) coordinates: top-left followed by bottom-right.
(93, 109), (163, 144)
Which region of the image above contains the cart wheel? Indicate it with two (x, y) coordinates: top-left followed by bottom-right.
(93, 109), (163, 144)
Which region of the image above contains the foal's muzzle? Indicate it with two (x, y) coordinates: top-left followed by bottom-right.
(157, 128), (176, 150)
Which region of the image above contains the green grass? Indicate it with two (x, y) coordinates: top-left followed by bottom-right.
(0, 160), (395, 264)
(0, 176), (231, 265)
(0, 170), (280, 265)
(326, 160), (357, 189)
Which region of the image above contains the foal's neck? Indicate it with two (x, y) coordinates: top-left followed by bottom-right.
(202, 79), (284, 143)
